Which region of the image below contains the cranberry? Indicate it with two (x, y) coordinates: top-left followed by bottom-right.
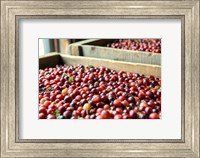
(139, 106), (145, 111)
(146, 91), (154, 99)
(108, 94), (115, 101)
(85, 115), (90, 119)
(113, 99), (121, 107)
(40, 98), (46, 104)
(39, 113), (46, 119)
(116, 107), (123, 114)
(147, 100), (155, 107)
(122, 100), (129, 107)
(144, 106), (152, 114)
(50, 95), (56, 101)
(100, 110), (110, 119)
(64, 96), (72, 103)
(97, 108), (103, 114)
(123, 114), (130, 119)
(77, 107), (83, 112)
(140, 101), (148, 107)
(143, 78), (149, 85)
(149, 112), (159, 119)
(96, 115), (104, 119)
(114, 114), (123, 119)
(47, 114), (56, 119)
(81, 110), (86, 117)
(119, 96), (125, 101)
(138, 90), (145, 99)
(128, 96), (135, 103)
(75, 95), (82, 101)
(92, 95), (101, 103)
(63, 110), (72, 119)
(89, 109), (95, 114)
(58, 106), (66, 114)
(56, 94), (64, 100)
(47, 108), (54, 115)
(137, 112), (147, 119)
(157, 91), (161, 97)
(39, 107), (47, 114)
(100, 95), (108, 102)
(129, 110), (137, 119)
(90, 114), (96, 119)
(103, 104), (110, 110)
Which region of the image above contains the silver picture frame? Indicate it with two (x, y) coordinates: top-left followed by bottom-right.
(1, 0), (199, 157)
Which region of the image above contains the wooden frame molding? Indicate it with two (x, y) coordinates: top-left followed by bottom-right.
(1, 0), (199, 157)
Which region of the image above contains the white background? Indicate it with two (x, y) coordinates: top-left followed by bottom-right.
(39, 39), (45, 55)
(19, 19), (181, 139)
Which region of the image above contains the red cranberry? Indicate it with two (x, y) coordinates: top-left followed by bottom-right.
(113, 99), (121, 107)
(116, 107), (123, 114)
(39, 107), (47, 114)
(39, 113), (46, 119)
(58, 106), (66, 114)
(114, 114), (123, 119)
(56, 94), (64, 100)
(64, 96), (72, 103)
(149, 112), (159, 119)
(92, 95), (101, 103)
(123, 114), (130, 119)
(89, 109), (95, 114)
(145, 106), (152, 114)
(138, 90), (145, 99)
(128, 96), (135, 103)
(77, 107), (83, 112)
(100, 110), (110, 119)
(81, 110), (86, 117)
(63, 110), (72, 119)
(119, 96), (125, 101)
(143, 78), (149, 85)
(96, 115), (104, 119)
(90, 114), (96, 119)
(103, 104), (110, 110)
(129, 110), (137, 119)
(140, 101), (148, 107)
(85, 115), (90, 119)
(146, 91), (154, 99)
(72, 111), (79, 117)
(43, 100), (51, 107)
(122, 100), (129, 107)
(97, 108), (103, 114)
(147, 100), (155, 107)
(137, 112), (147, 119)
(47, 108), (54, 115)
(47, 114), (56, 119)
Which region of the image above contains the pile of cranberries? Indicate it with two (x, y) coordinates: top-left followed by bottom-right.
(106, 39), (161, 53)
(39, 64), (161, 119)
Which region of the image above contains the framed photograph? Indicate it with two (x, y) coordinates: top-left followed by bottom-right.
(1, 0), (199, 157)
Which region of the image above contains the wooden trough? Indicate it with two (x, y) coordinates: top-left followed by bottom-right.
(39, 53), (161, 78)
(67, 39), (161, 65)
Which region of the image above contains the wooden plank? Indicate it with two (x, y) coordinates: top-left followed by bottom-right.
(67, 39), (161, 65)
(80, 39), (114, 46)
(39, 53), (62, 69)
(81, 45), (161, 65)
(60, 54), (161, 78)
(67, 39), (99, 56)
(59, 39), (71, 54)
(69, 39), (99, 45)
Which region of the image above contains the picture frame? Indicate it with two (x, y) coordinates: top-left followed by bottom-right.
(0, 0), (199, 157)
